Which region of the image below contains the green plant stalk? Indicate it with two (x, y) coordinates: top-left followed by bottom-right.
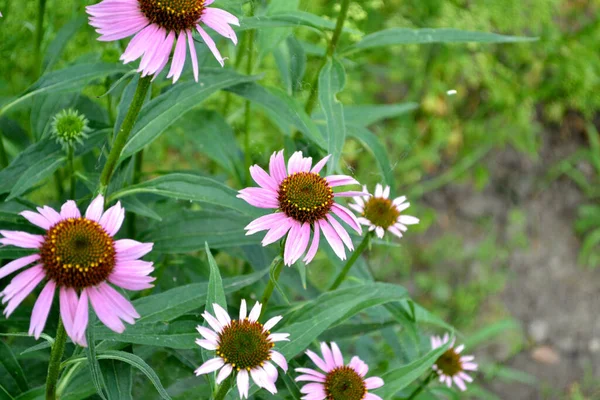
(304, 0), (351, 115)
(242, 1), (256, 174)
(68, 145), (75, 199)
(0, 132), (8, 168)
(128, 149), (144, 237)
(45, 320), (68, 400)
(213, 375), (233, 400)
(405, 370), (436, 400)
(328, 232), (372, 291)
(260, 256), (284, 309)
(98, 75), (152, 195)
(36, 0), (47, 76)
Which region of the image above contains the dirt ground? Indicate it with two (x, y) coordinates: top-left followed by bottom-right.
(418, 134), (600, 399)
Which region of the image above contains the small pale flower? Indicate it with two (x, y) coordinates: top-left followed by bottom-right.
(51, 109), (91, 149)
(295, 342), (384, 400)
(0, 195), (155, 346)
(350, 183), (419, 239)
(87, 0), (240, 83)
(238, 150), (364, 266)
(431, 334), (478, 391)
(195, 300), (290, 399)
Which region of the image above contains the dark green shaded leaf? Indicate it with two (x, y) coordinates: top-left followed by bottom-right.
(344, 28), (538, 55)
(95, 321), (197, 349)
(85, 325), (108, 400)
(0, 139), (60, 194)
(0, 340), (28, 393)
(121, 197), (162, 221)
(43, 17), (86, 72)
(347, 125), (394, 189)
(100, 359), (133, 400)
(7, 156), (65, 201)
(318, 58), (346, 174)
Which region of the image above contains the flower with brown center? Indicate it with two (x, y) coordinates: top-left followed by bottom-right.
(431, 334), (478, 391)
(350, 183), (419, 239)
(296, 342), (384, 400)
(195, 300), (290, 399)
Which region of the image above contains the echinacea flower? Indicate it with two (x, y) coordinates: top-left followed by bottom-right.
(350, 183), (419, 239)
(431, 334), (478, 391)
(195, 300), (289, 399)
(87, 0), (239, 83)
(238, 150), (363, 266)
(0, 195), (155, 346)
(295, 342), (384, 400)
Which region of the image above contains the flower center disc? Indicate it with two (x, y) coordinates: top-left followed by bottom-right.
(362, 197), (399, 229)
(278, 172), (334, 224)
(325, 366), (367, 400)
(138, 0), (205, 32)
(217, 320), (273, 370)
(435, 349), (463, 376)
(39, 218), (116, 289)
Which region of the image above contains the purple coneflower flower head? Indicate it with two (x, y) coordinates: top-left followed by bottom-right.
(0, 195), (155, 346)
(87, 0), (239, 83)
(431, 333), (478, 391)
(238, 150), (364, 266)
(350, 183), (419, 239)
(195, 299), (290, 399)
(295, 342), (384, 400)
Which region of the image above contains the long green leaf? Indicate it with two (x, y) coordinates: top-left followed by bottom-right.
(7, 156), (65, 201)
(344, 28), (537, 55)
(318, 58), (346, 174)
(347, 125), (394, 189)
(344, 103), (418, 127)
(121, 69), (258, 159)
(145, 210), (259, 254)
(43, 17), (86, 72)
(375, 339), (452, 399)
(100, 359), (132, 400)
(85, 325), (108, 400)
(239, 11), (360, 34)
(94, 321), (197, 349)
(0, 340), (28, 393)
(279, 283), (408, 359)
(0, 63), (130, 115)
(0, 139), (60, 194)
(226, 83), (326, 149)
(0, 384), (14, 400)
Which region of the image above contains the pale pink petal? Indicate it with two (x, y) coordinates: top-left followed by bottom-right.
(60, 287), (79, 344)
(326, 215), (354, 251)
(186, 29), (199, 82)
(196, 338), (218, 350)
(365, 376), (384, 390)
(295, 368), (325, 379)
(462, 362), (478, 371)
(237, 369), (249, 399)
(121, 24), (157, 64)
(114, 239), (153, 261)
(268, 333), (290, 342)
(239, 299), (247, 320)
(245, 213), (288, 235)
(382, 186), (390, 198)
(319, 343), (336, 371)
(0, 254), (40, 279)
(453, 376), (466, 391)
(20, 211), (51, 230)
(2, 266), (45, 317)
(295, 374), (325, 383)
(248, 301), (262, 322)
(88, 286), (125, 333)
(399, 215), (419, 225)
(261, 219), (294, 246)
(311, 155), (331, 174)
(302, 223), (320, 264)
(36, 206), (61, 225)
(250, 165), (279, 191)
(375, 184), (383, 197)
(72, 289), (89, 345)
(195, 358), (224, 375)
(318, 219), (346, 260)
(270, 350), (288, 372)
(334, 191), (367, 197)
(99, 202), (125, 237)
(202, 311), (223, 333)
(196, 25), (224, 67)
(201, 8), (238, 44)
(459, 372), (473, 382)
(287, 151), (304, 175)
(0, 231), (44, 248)
(196, 325), (219, 342)
(269, 150), (287, 183)
(332, 204), (362, 234)
(263, 315), (283, 332)
(138, 28), (165, 75)
(375, 226), (385, 238)
(306, 349), (328, 372)
(324, 175), (359, 187)
(365, 394), (383, 400)
(167, 31), (188, 83)
(284, 222), (310, 266)
(216, 363), (233, 384)
(29, 280), (56, 339)
(251, 368), (276, 394)
(97, 283), (139, 323)
(212, 303), (231, 327)
(388, 226), (403, 239)
(60, 200), (81, 219)
(330, 342), (344, 367)
(85, 195), (105, 221)
(263, 361), (279, 382)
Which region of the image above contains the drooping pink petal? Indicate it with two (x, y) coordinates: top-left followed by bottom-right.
(318, 219), (346, 261)
(245, 212), (288, 235)
(20, 211), (51, 230)
(201, 8), (238, 45)
(0, 231), (44, 248)
(121, 24), (158, 64)
(303, 222), (320, 264)
(167, 31), (188, 83)
(270, 350), (288, 372)
(326, 215), (354, 251)
(0, 254), (40, 279)
(59, 287), (79, 344)
(186, 29), (199, 82)
(237, 188), (279, 209)
(2, 265), (45, 317)
(97, 283), (140, 323)
(29, 280), (56, 339)
(237, 369), (249, 399)
(194, 357), (224, 375)
(73, 289), (89, 346)
(203, 7), (240, 26)
(216, 364), (233, 384)
(261, 219), (294, 246)
(202, 311), (223, 333)
(88, 286), (125, 333)
(332, 204), (362, 234)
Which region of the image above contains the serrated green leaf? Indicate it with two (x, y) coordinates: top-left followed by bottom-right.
(0, 340), (28, 393)
(318, 58), (346, 174)
(344, 28), (537, 55)
(109, 173), (257, 217)
(226, 83), (326, 149)
(121, 69), (258, 159)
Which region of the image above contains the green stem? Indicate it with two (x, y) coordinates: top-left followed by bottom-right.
(213, 375), (233, 400)
(45, 320), (67, 400)
(242, 2), (256, 174)
(36, 0), (47, 75)
(128, 149), (144, 237)
(0, 131), (8, 168)
(304, 0), (351, 115)
(53, 170), (65, 200)
(98, 75), (151, 195)
(260, 256), (284, 309)
(405, 370), (436, 400)
(68, 145), (75, 199)
(328, 232), (372, 291)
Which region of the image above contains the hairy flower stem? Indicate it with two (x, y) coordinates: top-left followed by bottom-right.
(128, 149), (144, 237)
(45, 320), (68, 400)
(328, 232), (372, 291)
(98, 75), (151, 196)
(213, 375), (233, 400)
(68, 145), (75, 199)
(405, 370), (436, 400)
(304, 0), (351, 115)
(260, 256), (284, 313)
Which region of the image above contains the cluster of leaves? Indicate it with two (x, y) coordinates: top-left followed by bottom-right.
(0, 0), (538, 399)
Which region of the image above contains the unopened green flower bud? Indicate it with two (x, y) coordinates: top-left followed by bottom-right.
(51, 109), (90, 149)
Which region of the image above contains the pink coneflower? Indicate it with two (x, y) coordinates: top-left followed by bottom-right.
(295, 342), (384, 400)
(238, 150), (363, 266)
(195, 300), (289, 399)
(86, 0), (239, 83)
(0, 195), (154, 346)
(349, 183), (419, 239)
(431, 334), (478, 391)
